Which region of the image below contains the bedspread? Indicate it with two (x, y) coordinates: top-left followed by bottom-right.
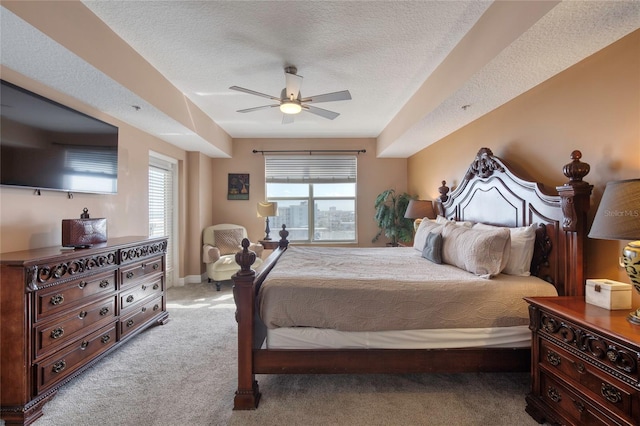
(258, 246), (557, 331)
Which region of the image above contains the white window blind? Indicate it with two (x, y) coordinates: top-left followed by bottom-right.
(265, 155), (357, 183)
(149, 156), (176, 286)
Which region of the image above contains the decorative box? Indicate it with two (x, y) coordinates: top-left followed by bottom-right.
(62, 208), (107, 248)
(585, 279), (632, 310)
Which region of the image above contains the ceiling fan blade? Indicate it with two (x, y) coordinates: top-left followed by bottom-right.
(282, 114), (295, 125)
(302, 105), (340, 120)
(229, 86), (280, 101)
(237, 104), (279, 113)
(301, 90), (351, 104)
(284, 71), (303, 100)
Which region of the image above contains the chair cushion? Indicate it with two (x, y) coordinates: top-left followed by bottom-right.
(214, 228), (243, 255)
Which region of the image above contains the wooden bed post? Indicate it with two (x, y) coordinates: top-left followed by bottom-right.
(232, 239), (260, 409)
(556, 150), (593, 296)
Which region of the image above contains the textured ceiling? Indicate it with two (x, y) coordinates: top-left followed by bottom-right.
(1, 1), (639, 158)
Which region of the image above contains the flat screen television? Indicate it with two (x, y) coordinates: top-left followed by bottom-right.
(0, 80), (119, 194)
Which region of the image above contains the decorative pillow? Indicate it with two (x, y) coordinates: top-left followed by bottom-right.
(474, 223), (536, 276)
(413, 220), (444, 251)
(214, 228), (244, 255)
(435, 215), (474, 228)
(421, 232), (443, 264)
(441, 222), (511, 278)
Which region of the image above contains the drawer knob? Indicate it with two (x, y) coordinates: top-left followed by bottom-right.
(546, 350), (561, 366)
(153, 284), (159, 290)
(575, 362), (585, 374)
(126, 319), (135, 328)
(601, 383), (622, 404)
(141, 285), (147, 291)
(99, 307), (110, 316)
(547, 386), (562, 403)
(50, 327), (64, 339)
(52, 360), (66, 374)
(573, 400), (585, 413)
(101, 335), (111, 344)
(50, 294), (64, 305)
(126, 295), (134, 303)
(153, 264), (159, 270)
(126, 272), (135, 279)
(78, 280), (87, 289)
(78, 311), (87, 319)
(153, 304), (160, 311)
(80, 340), (89, 350)
(99, 279), (110, 288)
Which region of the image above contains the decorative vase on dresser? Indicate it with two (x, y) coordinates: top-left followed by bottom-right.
(525, 296), (640, 425)
(0, 236), (169, 426)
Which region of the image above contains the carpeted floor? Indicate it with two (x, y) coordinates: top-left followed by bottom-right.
(10, 282), (543, 426)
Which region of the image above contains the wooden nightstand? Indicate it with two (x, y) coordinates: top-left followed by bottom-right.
(259, 240), (280, 250)
(524, 296), (640, 425)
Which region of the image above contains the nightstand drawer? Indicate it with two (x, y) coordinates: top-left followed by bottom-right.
(540, 372), (629, 426)
(540, 340), (636, 419)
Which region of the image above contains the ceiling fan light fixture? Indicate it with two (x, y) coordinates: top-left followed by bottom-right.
(280, 101), (302, 115)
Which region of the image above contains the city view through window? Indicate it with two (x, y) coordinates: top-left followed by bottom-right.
(267, 183), (356, 242)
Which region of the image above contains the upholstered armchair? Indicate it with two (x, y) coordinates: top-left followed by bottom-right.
(202, 224), (264, 291)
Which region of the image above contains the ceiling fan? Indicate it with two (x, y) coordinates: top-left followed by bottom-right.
(229, 66), (351, 124)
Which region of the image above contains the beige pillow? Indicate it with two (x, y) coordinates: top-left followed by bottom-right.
(413, 220), (444, 251)
(441, 222), (511, 278)
(473, 223), (536, 276)
(214, 228), (244, 255)
(435, 215), (474, 228)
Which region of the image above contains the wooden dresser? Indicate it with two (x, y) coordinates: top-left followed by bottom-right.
(0, 236), (169, 426)
(525, 296), (640, 425)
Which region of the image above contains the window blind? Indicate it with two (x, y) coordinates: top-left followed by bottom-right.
(265, 155), (357, 183)
(149, 156), (175, 286)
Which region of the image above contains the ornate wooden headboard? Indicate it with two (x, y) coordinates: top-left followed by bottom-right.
(436, 148), (592, 297)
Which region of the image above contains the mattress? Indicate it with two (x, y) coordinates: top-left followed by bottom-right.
(258, 246), (558, 332)
(266, 325), (532, 349)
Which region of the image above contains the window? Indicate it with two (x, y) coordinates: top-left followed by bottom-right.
(265, 156), (357, 242)
(149, 153), (177, 287)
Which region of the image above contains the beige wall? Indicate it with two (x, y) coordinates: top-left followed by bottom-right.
(0, 68), (192, 271)
(210, 138), (407, 250)
(408, 29), (640, 303)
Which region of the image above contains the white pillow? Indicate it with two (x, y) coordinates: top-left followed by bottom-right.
(435, 215), (473, 228)
(441, 222), (511, 278)
(473, 223), (536, 276)
(413, 220), (444, 251)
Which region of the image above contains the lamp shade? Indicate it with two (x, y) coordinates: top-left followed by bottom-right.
(404, 199), (436, 220)
(257, 201), (278, 218)
(588, 179), (640, 241)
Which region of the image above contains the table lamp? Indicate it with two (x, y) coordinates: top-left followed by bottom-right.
(404, 199), (436, 228)
(588, 179), (640, 324)
(257, 201), (278, 240)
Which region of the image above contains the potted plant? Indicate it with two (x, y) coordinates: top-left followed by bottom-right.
(372, 189), (415, 246)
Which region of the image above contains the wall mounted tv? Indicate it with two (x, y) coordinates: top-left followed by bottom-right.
(0, 80), (119, 194)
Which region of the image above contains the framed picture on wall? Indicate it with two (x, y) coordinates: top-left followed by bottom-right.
(228, 173), (250, 200)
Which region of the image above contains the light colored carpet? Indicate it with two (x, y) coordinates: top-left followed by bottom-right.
(13, 282), (542, 426)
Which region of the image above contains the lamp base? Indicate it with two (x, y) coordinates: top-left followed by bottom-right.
(623, 241), (640, 325)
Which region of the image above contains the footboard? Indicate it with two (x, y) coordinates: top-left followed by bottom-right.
(232, 227), (289, 410)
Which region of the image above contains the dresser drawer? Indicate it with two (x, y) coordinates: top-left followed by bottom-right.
(34, 296), (117, 359)
(119, 256), (164, 288)
(35, 323), (117, 394)
(35, 270), (117, 321)
(119, 296), (164, 339)
(540, 339), (637, 420)
(119, 276), (163, 312)
(540, 372), (629, 425)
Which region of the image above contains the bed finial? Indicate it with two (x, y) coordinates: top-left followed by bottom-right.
(235, 238), (257, 274)
(562, 150), (590, 184)
(438, 181), (449, 203)
(466, 147), (505, 179)
(278, 224), (290, 249)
